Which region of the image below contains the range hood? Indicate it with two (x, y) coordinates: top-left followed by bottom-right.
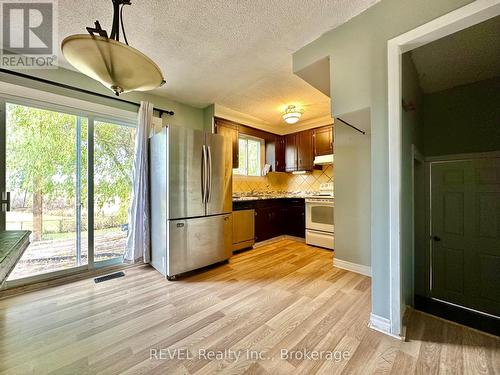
(313, 154), (334, 165)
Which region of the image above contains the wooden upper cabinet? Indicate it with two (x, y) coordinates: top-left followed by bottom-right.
(265, 140), (276, 171)
(297, 129), (314, 171)
(214, 118), (239, 168)
(265, 136), (286, 173)
(214, 117), (329, 172)
(265, 137), (284, 173)
(275, 136), (285, 172)
(285, 133), (297, 172)
(314, 125), (334, 156)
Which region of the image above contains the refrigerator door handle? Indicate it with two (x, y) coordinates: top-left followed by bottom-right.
(202, 145), (208, 203)
(207, 146), (212, 202)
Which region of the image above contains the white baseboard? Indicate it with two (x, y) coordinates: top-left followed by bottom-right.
(369, 313), (391, 333)
(368, 313), (403, 340)
(333, 258), (371, 277)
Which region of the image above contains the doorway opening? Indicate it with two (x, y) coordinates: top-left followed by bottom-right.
(401, 15), (500, 335)
(387, 1), (500, 337)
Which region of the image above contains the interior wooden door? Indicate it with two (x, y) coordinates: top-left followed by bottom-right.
(431, 158), (500, 316)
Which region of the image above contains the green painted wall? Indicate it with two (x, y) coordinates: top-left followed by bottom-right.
(293, 0), (473, 319)
(423, 77), (500, 156)
(203, 104), (215, 133)
(401, 53), (424, 307)
(401, 66), (499, 306)
(0, 67), (205, 129)
(334, 109), (372, 268)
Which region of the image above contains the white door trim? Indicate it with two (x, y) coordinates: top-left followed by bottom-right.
(386, 0), (500, 337)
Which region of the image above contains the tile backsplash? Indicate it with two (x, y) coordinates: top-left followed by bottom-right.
(233, 165), (334, 194)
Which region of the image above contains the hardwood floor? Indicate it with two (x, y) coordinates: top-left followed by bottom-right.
(0, 239), (498, 374)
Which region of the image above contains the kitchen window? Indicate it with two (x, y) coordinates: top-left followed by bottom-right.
(234, 136), (263, 176)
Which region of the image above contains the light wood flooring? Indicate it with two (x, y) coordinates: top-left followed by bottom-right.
(0, 239), (498, 374)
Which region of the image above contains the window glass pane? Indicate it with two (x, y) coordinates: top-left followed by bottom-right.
(247, 139), (260, 176)
(236, 138), (247, 175)
(93, 121), (135, 263)
(6, 103), (88, 280)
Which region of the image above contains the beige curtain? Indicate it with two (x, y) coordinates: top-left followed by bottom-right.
(124, 101), (153, 263)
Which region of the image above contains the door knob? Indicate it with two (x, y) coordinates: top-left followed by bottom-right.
(432, 236), (441, 242)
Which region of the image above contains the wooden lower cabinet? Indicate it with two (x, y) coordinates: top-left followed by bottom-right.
(234, 198), (305, 243)
(255, 205), (282, 242)
(284, 201), (306, 238)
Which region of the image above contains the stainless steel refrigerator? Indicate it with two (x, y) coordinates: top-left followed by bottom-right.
(150, 125), (232, 279)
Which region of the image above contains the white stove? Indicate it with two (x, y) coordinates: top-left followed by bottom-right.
(306, 183), (334, 250)
(307, 183), (334, 201)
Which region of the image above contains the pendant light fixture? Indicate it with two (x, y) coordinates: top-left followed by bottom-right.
(282, 105), (304, 124)
(61, 0), (165, 96)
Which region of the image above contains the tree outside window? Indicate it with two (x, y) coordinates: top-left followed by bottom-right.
(234, 136), (262, 176)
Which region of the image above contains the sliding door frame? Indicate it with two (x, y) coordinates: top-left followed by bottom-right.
(92, 117), (137, 269)
(87, 114), (95, 270)
(0, 98), (5, 231)
(0, 91), (136, 288)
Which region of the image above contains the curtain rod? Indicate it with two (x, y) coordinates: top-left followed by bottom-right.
(0, 68), (174, 116)
(336, 117), (366, 135)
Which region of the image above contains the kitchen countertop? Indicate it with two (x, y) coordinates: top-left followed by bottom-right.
(0, 230), (31, 286)
(232, 193), (329, 202)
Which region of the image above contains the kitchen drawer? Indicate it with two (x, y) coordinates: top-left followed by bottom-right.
(306, 229), (334, 250)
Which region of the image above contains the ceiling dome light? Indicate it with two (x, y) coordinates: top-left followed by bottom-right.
(61, 0), (165, 96)
(282, 105), (304, 124)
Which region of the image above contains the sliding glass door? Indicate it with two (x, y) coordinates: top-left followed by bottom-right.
(0, 100), (136, 284)
(4, 103), (87, 279)
(93, 120), (135, 265)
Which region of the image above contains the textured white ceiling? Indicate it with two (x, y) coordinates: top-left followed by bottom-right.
(58, 0), (379, 127)
(411, 16), (500, 94)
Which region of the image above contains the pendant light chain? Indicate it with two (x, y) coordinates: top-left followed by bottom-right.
(120, 3), (130, 45)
